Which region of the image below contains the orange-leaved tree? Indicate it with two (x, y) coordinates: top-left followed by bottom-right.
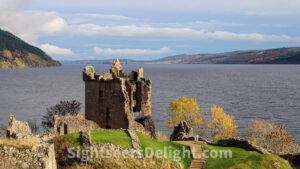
(208, 105), (239, 141)
(168, 97), (203, 133)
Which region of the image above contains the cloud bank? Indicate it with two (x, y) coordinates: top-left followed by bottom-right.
(70, 24), (295, 42)
(93, 46), (171, 55)
(40, 44), (74, 56)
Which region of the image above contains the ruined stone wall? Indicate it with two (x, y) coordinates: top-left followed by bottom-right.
(85, 77), (130, 129)
(0, 142), (56, 169)
(98, 78), (130, 129)
(138, 79), (152, 116)
(51, 112), (100, 136)
(85, 81), (101, 125)
(7, 115), (32, 139)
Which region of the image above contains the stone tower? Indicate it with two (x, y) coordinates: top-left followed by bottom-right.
(83, 59), (155, 138)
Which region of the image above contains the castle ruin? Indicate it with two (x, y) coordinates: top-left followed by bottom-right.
(83, 59), (156, 138)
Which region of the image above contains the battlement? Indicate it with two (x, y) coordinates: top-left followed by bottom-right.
(83, 59), (146, 82)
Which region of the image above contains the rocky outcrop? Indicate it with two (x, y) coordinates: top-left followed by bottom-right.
(170, 121), (194, 141)
(280, 153), (300, 169)
(0, 142), (56, 169)
(7, 115), (32, 138)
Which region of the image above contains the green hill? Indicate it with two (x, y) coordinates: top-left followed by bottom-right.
(0, 29), (61, 69)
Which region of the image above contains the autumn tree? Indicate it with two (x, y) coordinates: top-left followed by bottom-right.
(246, 120), (299, 154)
(168, 97), (203, 134)
(208, 105), (239, 141)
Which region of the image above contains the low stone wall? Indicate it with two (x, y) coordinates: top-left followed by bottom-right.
(82, 130), (92, 147)
(127, 130), (141, 150)
(209, 138), (269, 154)
(0, 142), (57, 169)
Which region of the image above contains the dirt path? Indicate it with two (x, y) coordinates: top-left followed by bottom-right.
(174, 141), (206, 169)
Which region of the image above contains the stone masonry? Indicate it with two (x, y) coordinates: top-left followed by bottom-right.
(0, 142), (57, 169)
(51, 112), (100, 136)
(7, 115), (32, 139)
(83, 59), (156, 138)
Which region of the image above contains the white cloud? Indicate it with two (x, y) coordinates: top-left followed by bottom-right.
(40, 44), (74, 56)
(70, 24), (297, 42)
(64, 13), (138, 25)
(0, 11), (67, 43)
(93, 46), (171, 55)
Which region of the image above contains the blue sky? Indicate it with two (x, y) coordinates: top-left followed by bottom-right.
(1, 0), (300, 60)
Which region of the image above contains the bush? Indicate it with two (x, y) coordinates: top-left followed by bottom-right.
(208, 105), (239, 141)
(245, 120), (300, 154)
(41, 100), (82, 131)
(156, 130), (169, 141)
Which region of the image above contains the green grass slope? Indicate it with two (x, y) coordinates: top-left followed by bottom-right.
(199, 143), (291, 169)
(90, 129), (133, 149)
(137, 132), (192, 169)
(62, 132), (82, 148)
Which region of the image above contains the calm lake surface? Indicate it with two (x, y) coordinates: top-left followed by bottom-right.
(0, 63), (300, 141)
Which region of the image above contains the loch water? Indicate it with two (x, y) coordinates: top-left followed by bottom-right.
(0, 63), (299, 141)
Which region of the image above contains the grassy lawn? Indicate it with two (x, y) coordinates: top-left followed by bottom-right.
(199, 143), (291, 169)
(62, 132), (82, 148)
(137, 132), (192, 169)
(90, 129), (133, 149)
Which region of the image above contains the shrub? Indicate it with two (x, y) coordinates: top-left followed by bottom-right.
(208, 105), (239, 141)
(156, 130), (169, 141)
(41, 100), (82, 131)
(245, 120), (300, 154)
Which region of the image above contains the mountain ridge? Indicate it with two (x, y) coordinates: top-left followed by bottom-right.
(153, 47), (300, 64)
(75, 47), (300, 65)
